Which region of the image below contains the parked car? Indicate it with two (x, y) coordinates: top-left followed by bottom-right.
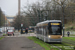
(7, 29), (14, 36)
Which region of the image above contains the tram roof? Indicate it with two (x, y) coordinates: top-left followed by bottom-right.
(36, 20), (61, 26)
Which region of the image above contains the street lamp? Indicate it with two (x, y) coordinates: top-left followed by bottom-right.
(36, 5), (44, 22)
(61, 0), (65, 37)
(37, 10), (41, 22)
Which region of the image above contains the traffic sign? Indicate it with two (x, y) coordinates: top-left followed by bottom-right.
(21, 23), (23, 27)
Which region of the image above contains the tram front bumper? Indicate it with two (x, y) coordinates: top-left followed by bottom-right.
(48, 38), (62, 42)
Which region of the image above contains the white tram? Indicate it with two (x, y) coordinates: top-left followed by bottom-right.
(35, 20), (62, 42)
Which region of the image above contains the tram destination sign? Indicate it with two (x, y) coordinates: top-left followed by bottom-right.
(51, 23), (60, 25)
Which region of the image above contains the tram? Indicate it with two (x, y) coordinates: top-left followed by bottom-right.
(35, 20), (62, 42)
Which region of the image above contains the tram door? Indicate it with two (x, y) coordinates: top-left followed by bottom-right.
(43, 27), (47, 37)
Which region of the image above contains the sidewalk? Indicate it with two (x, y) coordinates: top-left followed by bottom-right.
(14, 32), (36, 37)
(0, 37), (45, 50)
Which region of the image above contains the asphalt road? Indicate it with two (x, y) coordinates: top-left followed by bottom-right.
(0, 33), (3, 37)
(0, 37), (45, 50)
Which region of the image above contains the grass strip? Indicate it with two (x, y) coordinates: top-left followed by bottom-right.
(63, 39), (75, 45)
(3, 33), (7, 36)
(28, 36), (59, 50)
(63, 37), (75, 41)
(0, 37), (4, 40)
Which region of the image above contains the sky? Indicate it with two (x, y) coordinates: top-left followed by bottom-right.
(0, 0), (39, 16)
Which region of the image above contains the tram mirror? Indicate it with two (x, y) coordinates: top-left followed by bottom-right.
(60, 23), (63, 29)
(48, 23), (51, 29)
(61, 26), (63, 29)
(47, 26), (49, 29)
(60, 25), (63, 29)
(48, 25), (50, 29)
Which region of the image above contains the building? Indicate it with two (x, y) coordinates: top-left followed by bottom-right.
(0, 8), (10, 27)
(6, 16), (15, 26)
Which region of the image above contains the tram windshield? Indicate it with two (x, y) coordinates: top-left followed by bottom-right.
(48, 25), (62, 35)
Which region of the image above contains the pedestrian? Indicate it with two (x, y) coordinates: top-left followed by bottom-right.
(13, 33), (14, 36)
(67, 31), (70, 37)
(25, 28), (28, 34)
(6, 29), (8, 33)
(13, 30), (14, 36)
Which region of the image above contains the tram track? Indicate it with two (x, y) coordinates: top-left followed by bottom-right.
(39, 39), (75, 50)
(62, 39), (75, 46)
(63, 41), (75, 46)
(44, 43), (62, 50)
(50, 44), (62, 50)
(63, 39), (75, 42)
(50, 43), (66, 50)
(43, 40), (75, 50)
(46, 38), (75, 50)
(49, 42), (75, 50)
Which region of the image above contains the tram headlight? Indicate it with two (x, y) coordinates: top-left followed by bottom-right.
(48, 36), (51, 38)
(61, 36), (62, 38)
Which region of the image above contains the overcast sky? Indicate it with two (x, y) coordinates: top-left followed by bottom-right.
(0, 0), (39, 16)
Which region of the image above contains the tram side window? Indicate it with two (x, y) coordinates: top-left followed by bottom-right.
(46, 26), (48, 36)
(43, 26), (47, 36)
(36, 27), (38, 34)
(39, 27), (42, 35)
(41, 27), (44, 35)
(42, 27), (44, 35)
(37, 27), (39, 34)
(38, 27), (40, 34)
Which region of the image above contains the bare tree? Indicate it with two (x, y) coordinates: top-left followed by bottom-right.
(0, 8), (5, 27)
